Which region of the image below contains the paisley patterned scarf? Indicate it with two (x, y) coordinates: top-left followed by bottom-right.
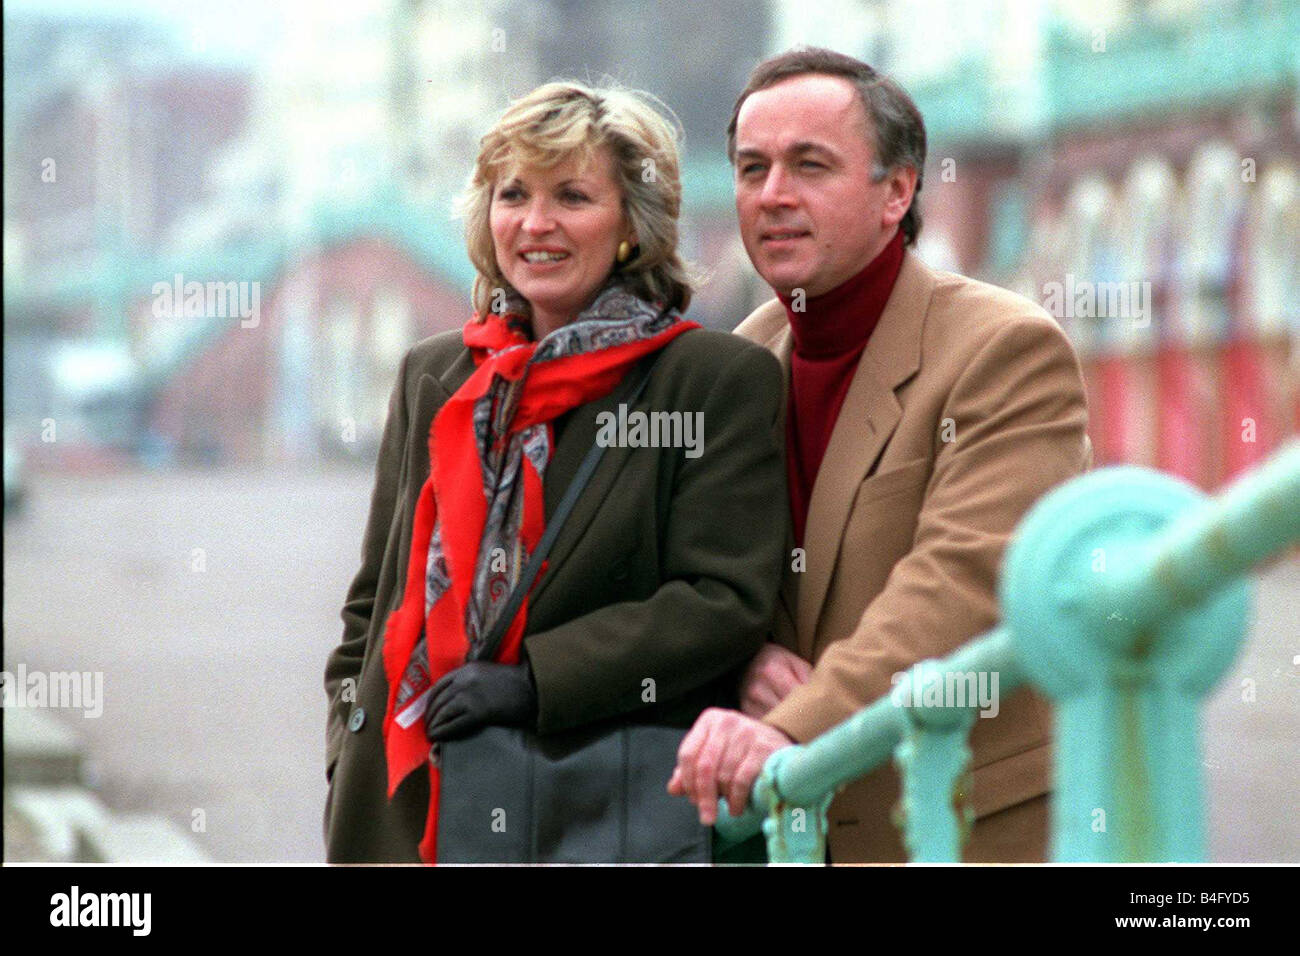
(380, 283), (698, 863)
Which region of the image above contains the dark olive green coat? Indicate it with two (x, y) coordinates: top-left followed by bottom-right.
(323, 326), (787, 862)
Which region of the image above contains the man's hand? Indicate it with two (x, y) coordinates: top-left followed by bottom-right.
(667, 708), (794, 825)
(425, 660), (537, 741)
(739, 643), (812, 718)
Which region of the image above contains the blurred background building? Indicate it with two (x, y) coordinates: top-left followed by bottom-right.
(6, 0), (1297, 484)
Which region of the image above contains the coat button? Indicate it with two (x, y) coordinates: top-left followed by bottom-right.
(348, 707), (366, 732)
(610, 558), (630, 582)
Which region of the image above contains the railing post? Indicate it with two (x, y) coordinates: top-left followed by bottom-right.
(891, 661), (977, 862)
(715, 442), (1298, 865)
(753, 749), (832, 864)
(1002, 466), (1252, 861)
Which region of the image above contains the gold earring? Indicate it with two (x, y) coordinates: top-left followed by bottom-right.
(616, 241), (631, 264)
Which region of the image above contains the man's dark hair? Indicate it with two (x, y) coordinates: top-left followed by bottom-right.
(726, 46), (926, 246)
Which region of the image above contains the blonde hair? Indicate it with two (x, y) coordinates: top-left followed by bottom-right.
(458, 80), (694, 317)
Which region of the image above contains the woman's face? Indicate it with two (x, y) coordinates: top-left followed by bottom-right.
(489, 147), (633, 332)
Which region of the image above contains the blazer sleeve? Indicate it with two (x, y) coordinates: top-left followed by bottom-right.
(762, 316), (1090, 742)
(323, 348), (411, 782)
(524, 345), (788, 734)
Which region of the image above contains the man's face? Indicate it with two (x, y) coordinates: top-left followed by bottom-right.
(733, 74), (909, 298)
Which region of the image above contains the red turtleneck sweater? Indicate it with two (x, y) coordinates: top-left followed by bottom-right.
(779, 229), (905, 545)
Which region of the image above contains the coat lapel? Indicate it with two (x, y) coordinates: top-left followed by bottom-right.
(795, 250), (933, 649)
(401, 345), (648, 616)
(408, 351), (476, 503)
(527, 362), (649, 609)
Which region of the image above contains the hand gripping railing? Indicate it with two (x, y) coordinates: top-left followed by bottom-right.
(713, 441), (1300, 863)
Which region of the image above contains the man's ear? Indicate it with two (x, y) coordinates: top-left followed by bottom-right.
(883, 165), (919, 228)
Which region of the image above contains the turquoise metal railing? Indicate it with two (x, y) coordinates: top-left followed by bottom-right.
(714, 440), (1300, 863)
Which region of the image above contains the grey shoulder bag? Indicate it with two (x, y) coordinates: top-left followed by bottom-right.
(435, 353), (712, 863)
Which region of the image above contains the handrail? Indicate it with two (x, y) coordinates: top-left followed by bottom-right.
(714, 440), (1300, 863)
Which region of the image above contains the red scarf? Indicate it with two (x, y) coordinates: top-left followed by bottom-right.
(380, 293), (697, 863)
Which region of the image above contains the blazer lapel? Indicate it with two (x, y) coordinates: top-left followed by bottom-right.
(766, 323), (793, 436)
(762, 322), (800, 646)
(795, 250), (933, 650)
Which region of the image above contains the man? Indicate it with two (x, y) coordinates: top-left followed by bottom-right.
(668, 48), (1092, 862)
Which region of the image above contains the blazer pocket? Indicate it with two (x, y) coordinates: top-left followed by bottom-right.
(833, 457), (932, 603)
(970, 742), (1052, 819)
(854, 456), (931, 505)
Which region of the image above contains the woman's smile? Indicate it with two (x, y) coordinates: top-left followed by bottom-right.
(518, 246), (572, 266)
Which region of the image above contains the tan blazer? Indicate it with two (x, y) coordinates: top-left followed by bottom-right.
(735, 249), (1092, 863)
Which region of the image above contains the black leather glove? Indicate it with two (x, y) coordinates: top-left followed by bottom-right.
(425, 660), (538, 741)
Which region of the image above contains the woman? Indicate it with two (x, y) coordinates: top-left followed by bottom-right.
(322, 81), (787, 863)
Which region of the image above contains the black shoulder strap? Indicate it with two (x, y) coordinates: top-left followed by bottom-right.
(472, 353), (659, 662)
